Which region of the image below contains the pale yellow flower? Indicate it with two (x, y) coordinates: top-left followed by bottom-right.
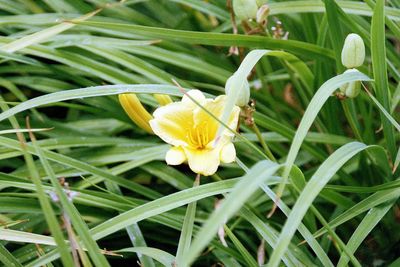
(149, 90), (240, 176)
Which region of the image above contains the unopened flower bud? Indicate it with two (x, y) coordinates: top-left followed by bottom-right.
(256, 4), (270, 24)
(225, 75), (250, 107)
(233, 0), (258, 20)
(340, 69), (361, 98)
(341, 33), (365, 68)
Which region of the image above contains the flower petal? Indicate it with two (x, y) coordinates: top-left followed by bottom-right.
(193, 96), (240, 144)
(226, 106), (241, 136)
(182, 89), (206, 107)
(149, 102), (193, 146)
(166, 147), (186, 165)
(183, 147), (221, 176)
(220, 142), (236, 163)
(192, 97), (225, 142)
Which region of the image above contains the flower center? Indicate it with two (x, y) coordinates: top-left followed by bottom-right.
(187, 122), (210, 149)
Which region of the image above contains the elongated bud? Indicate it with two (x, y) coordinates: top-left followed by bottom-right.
(256, 4), (270, 24)
(119, 94), (154, 133)
(341, 33), (365, 68)
(119, 93), (173, 133)
(339, 69), (361, 98)
(225, 75), (250, 107)
(233, 0), (258, 20)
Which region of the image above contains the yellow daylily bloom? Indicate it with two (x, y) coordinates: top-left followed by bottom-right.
(119, 93), (173, 134)
(149, 90), (240, 176)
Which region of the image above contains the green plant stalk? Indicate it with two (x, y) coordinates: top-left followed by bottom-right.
(341, 100), (363, 141)
(252, 122), (276, 162)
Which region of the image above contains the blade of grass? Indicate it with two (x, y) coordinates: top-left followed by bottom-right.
(0, 96), (75, 266)
(224, 226), (259, 267)
(117, 247), (175, 266)
(29, 125), (111, 267)
(370, 0), (397, 159)
(259, 185), (334, 267)
(0, 84), (184, 123)
(75, 21), (335, 60)
(0, 50), (40, 65)
(364, 87), (400, 132)
(238, 207), (311, 267)
(104, 181), (155, 267)
(337, 200), (395, 267)
(181, 161), (282, 266)
(175, 175), (200, 265)
(268, 142), (370, 267)
(312, 184), (400, 239)
(0, 135), (162, 199)
(0, 228), (57, 246)
(274, 70), (371, 213)
(0, 243), (23, 267)
(0, 10), (100, 53)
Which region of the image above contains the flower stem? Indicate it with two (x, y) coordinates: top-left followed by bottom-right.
(252, 123), (276, 162)
(194, 173), (201, 185)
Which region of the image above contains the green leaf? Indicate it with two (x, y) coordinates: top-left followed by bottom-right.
(31, 129), (111, 266)
(224, 226), (259, 267)
(175, 177), (199, 265)
(268, 142), (370, 267)
(76, 21), (334, 60)
(0, 11), (98, 53)
(312, 184), (400, 239)
(0, 243), (23, 267)
(0, 84), (184, 123)
(181, 161), (282, 266)
(370, 0), (396, 159)
(118, 247), (175, 267)
(337, 200), (395, 267)
(277, 70), (371, 201)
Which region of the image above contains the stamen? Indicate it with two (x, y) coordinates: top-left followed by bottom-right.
(196, 127), (202, 148)
(187, 123), (211, 149)
(202, 122), (208, 147)
(188, 130), (196, 147)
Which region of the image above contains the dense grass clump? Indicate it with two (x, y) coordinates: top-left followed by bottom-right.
(0, 0), (399, 266)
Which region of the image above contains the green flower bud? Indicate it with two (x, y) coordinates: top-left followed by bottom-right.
(341, 33), (365, 68)
(233, 0), (258, 20)
(225, 75), (250, 107)
(339, 69), (361, 98)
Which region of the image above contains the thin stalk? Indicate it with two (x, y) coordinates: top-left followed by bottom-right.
(252, 122), (276, 162)
(341, 100), (364, 142)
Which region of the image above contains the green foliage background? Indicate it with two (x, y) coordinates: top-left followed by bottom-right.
(0, 0), (399, 266)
